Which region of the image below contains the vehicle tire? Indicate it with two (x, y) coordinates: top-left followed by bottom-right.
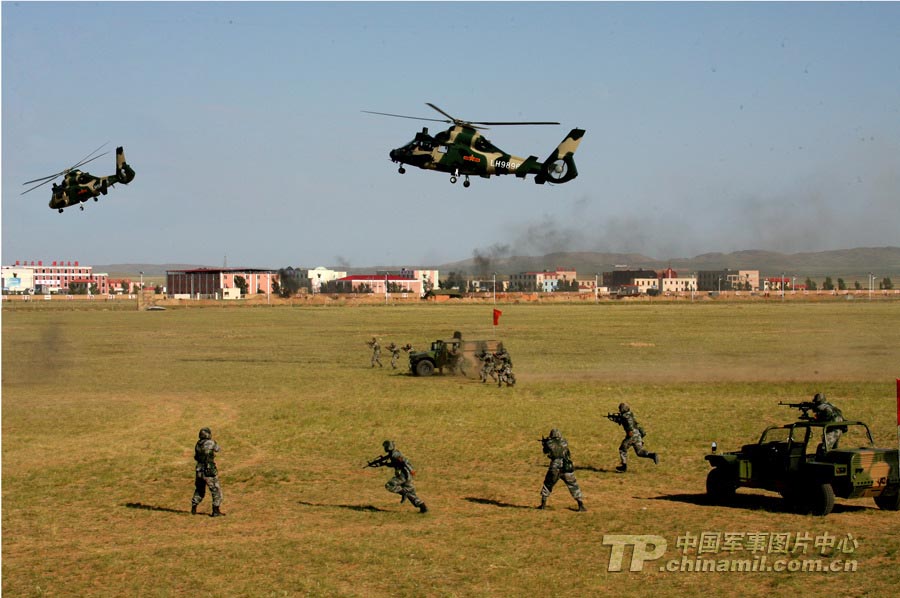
(706, 467), (737, 504)
(415, 360), (435, 377)
(807, 483), (835, 516)
(874, 489), (900, 511)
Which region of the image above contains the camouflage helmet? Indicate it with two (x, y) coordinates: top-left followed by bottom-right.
(618, 402), (631, 414)
(199, 427), (212, 439)
(813, 393), (826, 404)
(382, 440), (395, 452)
(549, 428), (562, 439)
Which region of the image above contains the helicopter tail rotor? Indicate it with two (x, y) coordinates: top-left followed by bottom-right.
(115, 146), (136, 184)
(536, 128), (585, 185)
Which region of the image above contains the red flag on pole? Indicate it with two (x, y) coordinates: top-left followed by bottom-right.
(492, 309), (502, 326)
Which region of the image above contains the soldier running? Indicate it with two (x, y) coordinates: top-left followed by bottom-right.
(191, 427), (225, 517)
(539, 428), (586, 511)
(366, 440), (428, 513)
(609, 403), (659, 473)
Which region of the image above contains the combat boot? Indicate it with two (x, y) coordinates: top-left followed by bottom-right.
(616, 464), (627, 473)
(538, 496), (547, 510)
(577, 500), (587, 512)
(418, 503), (428, 513)
(651, 453), (659, 465)
(191, 503), (197, 515)
(210, 505), (226, 517)
(400, 492), (407, 504)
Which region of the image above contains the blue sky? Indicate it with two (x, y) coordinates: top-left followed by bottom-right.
(3, 2), (899, 268)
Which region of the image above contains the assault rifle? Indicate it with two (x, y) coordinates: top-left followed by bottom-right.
(606, 412), (625, 425)
(778, 401), (816, 421)
(364, 454), (391, 468)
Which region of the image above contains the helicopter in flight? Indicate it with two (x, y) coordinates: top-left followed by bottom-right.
(21, 143), (135, 212)
(363, 103), (585, 188)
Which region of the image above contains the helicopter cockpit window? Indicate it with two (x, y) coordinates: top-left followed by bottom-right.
(437, 145), (449, 154)
(473, 137), (500, 153)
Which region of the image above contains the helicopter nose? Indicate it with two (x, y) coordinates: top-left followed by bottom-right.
(389, 149), (399, 162)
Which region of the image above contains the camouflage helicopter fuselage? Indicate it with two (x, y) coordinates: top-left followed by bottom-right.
(389, 125), (584, 185)
(49, 146), (135, 212)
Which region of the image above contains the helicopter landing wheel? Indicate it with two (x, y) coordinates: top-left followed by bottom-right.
(398, 166), (406, 174)
(93, 197), (99, 202)
(450, 176), (457, 184)
(463, 176), (471, 188)
(79, 205), (85, 211)
(58, 208), (64, 213)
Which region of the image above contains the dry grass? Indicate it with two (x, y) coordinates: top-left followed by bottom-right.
(3, 302), (900, 597)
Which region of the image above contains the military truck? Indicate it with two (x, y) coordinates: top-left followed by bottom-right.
(409, 332), (499, 377)
(705, 420), (899, 516)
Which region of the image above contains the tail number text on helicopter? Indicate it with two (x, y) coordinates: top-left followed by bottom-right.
(494, 159), (519, 171)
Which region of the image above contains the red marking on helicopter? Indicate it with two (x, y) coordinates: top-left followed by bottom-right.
(462, 155), (481, 163)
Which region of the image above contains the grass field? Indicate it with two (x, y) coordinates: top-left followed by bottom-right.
(3, 302), (899, 597)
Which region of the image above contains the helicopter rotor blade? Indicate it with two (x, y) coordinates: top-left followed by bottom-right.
(425, 103), (459, 122)
(362, 110), (451, 124)
(470, 120), (561, 126)
(72, 142), (110, 169)
(21, 142), (110, 190)
(21, 177), (60, 196)
(67, 149), (110, 172)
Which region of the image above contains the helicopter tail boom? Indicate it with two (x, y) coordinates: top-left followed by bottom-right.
(535, 128), (585, 185)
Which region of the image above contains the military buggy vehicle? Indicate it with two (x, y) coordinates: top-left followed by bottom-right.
(705, 420), (900, 516)
(409, 335), (499, 378)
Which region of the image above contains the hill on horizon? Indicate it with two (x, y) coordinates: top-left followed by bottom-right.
(96, 247), (900, 281)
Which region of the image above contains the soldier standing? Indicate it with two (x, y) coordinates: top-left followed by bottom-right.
(192, 427), (225, 517)
(367, 337), (383, 368)
(812, 393), (845, 450)
(539, 428), (586, 511)
(612, 403), (659, 473)
(366, 440), (428, 513)
(387, 342), (402, 369)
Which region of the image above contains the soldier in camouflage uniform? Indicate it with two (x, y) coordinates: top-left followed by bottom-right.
(367, 337), (383, 368)
(812, 393), (845, 450)
(539, 428), (586, 511)
(614, 403), (659, 473)
(367, 440), (428, 513)
(192, 427), (225, 517)
(387, 342), (402, 369)
(477, 350), (496, 383)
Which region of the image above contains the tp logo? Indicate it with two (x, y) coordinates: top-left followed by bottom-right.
(603, 535), (668, 572)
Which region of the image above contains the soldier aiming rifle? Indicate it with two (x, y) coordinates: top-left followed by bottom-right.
(387, 342), (402, 369)
(365, 440), (428, 513)
(367, 337), (383, 368)
(780, 393), (845, 450)
(778, 401), (817, 421)
(538, 429), (586, 511)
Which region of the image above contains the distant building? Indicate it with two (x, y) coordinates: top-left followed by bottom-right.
(698, 269), (760, 291)
(291, 266), (348, 293)
(602, 269), (659, 291)
(166, 268), (278, 299)
(377, 268), (439, 294)
(333, 274), (424, 296)
(509, 268), (577, 292)
(2, 260), (109, 294)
